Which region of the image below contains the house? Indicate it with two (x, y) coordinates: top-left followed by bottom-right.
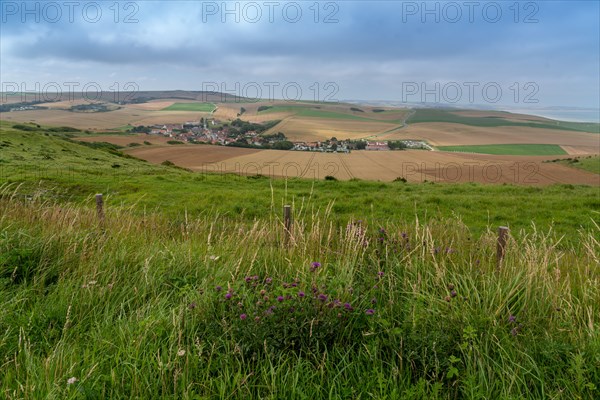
(366, 141), (390, 151)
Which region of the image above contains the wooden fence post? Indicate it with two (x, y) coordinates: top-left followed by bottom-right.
(497, 226), (509, 267)
(283, 205), (292, 245)
(95, 194), (105, 224)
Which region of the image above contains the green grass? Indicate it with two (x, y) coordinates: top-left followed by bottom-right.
(437, 144), (568, 156)
(408, 109), (600, 133)
(0, 121), (599, 398)
(161, 102), (216, 112)
(548, 156), (600, 175)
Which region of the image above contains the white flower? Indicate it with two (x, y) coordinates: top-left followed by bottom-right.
(67, 377), (78, 385)
(177, 349), (186, 357)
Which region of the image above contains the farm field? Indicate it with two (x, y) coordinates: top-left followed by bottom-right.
(437, 144), (568, 156)
(123, 143), (600, 185)
(161, 102), (216, 112)
(377, 122), (600, 153)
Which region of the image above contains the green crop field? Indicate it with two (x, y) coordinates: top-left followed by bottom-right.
(1, 122), (599, 399)
(407, 109), (599, 133)
(437, 144), (568, 156)
(161, 102), (216, 112)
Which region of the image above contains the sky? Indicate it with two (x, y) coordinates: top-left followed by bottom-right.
(1, 0), (599, 111)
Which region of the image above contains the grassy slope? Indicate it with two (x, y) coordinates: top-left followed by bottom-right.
(437, 144), (568, 156)
(408, 109), (600, 133)
(1, 122), (599, 398)
(162, 102), (216, 112)
(548, 155), (600, 175)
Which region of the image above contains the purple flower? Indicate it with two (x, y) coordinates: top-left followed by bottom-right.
(377, 271), (384, 277)
(401, 232), (407, 238)
(344, 302), (353, 311)
(240, 313), (247, 320)
(277, 296), (284, 302)
(508, 315), (516, 323)
(511, 328), (518, 336)
(310, 262), (321, 272)
(265, 277), (272, 284)
(365, 309), (375, 315)
(450, 290), (457, 298)
(225, 293), (232, 300)
(298, 291), (305, 298)
(318, 294), (328, 302)
(215, 286), (222, 292)
(245, 276), (252, 283)
(291, 282), (298, 287)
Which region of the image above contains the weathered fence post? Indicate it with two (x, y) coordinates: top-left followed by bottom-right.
(283, 205), (292, 245)
(95, 193), (105, 224)
(497, 226), (509, 267)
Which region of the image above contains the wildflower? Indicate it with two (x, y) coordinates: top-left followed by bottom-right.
(310, 262), (321, 272)
(67, 377), (78, 385)
(401, 232), (407, 238)
(291, 282), (298, 287)
(318, 294), (328, 302)
(216, 286), (222, 292)
(445, 296), (451, 302)
(508, 315), (516, 323)
(510, 328), (518, 336)
(277, 296), (284, 302)
(245, 276), (252, 283)
(188, 302), (196, 310)
(447, 284), (455, 291)
(260, 289), (266, 295)
(282, 282), (289, 288)
(298, 291), (305, 298)
(240, 313), (247, 320)
(371, 298), (377, 305)
(450, 290), (457, 298)
(225, 293), (232, 300)
(254, 316), (261, 321)
(344, 302), (353, 311)
(265, 277), (272, 284)
(365, 309), (375, 315)
(177, 349), (186, 357)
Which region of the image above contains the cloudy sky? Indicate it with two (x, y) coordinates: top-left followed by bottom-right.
(1, 0), (599, 110)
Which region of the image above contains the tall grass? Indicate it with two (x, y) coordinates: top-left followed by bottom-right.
(0, 186), (598, 399)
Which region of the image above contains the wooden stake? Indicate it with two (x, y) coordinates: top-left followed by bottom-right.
(497, 226), (509, 267)
(283, 205), (292, 244)
(95, 194), (104, 224)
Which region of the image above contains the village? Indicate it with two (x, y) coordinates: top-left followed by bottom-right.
(136, 117), (431, 152)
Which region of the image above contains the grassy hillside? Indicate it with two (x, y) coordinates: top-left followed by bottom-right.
(162, 102), (216, 112)
(407, 109), (600, 133)
(1, 180), (599, 399)
(546, 155), (600, 175)
(1, 122), (599, 398)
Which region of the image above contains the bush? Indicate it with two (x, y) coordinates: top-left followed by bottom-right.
(325, 175), (338, 181)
